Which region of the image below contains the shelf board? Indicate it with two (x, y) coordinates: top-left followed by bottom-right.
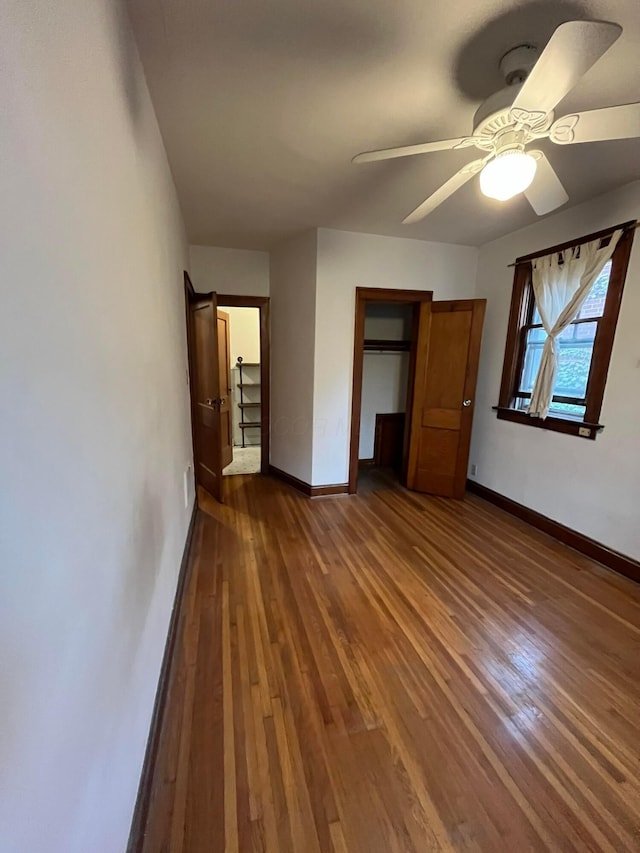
(363, 338), (411, 352)
(238, 402), (261, 408)
(239, 422), (261, 428)
(236, 362), (260, 367)
(237, 383), (261, 388)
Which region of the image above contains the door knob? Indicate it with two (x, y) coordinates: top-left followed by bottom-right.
(463, 399), (472, 407)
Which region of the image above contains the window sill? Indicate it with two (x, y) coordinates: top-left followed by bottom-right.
(493, 406), (603, 440)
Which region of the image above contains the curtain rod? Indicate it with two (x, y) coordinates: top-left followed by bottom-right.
(506, 221), (639, 268)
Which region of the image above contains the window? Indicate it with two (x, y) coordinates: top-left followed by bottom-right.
(496, 223), (635, 439)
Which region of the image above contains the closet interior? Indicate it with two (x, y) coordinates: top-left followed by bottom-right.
(358, 302), (414, 480)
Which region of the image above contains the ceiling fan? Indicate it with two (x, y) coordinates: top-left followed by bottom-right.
(353, 21), (640, 224)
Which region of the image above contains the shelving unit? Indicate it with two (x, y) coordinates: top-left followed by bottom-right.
(236, 357), (261, 448)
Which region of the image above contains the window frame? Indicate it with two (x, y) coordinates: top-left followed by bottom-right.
(495, 221), (636, 440)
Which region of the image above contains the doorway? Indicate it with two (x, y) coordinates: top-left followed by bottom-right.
(216, 294), (270, 481)
(349, 288), (429, 494)
(349, 287), (485, 498)
(357, 302), (415, 485)
(216, 305), (262, 476)
(185, 276), (270, 504)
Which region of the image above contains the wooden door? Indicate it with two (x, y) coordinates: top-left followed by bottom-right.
(407, 299), (485, 499)
(186, 291), (224, 502)
(216, 309), (233, 469)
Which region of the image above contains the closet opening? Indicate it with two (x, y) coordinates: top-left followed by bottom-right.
(349, 287), (486, 499)
(349, 288), (432, 494)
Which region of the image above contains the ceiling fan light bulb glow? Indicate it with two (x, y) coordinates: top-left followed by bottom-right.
(479, 151), (537, 201)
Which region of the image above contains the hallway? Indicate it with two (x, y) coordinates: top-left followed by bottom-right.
(142, 472), (640, 852)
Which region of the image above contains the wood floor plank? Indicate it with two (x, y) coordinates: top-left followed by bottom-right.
(141, 470), (640, 852)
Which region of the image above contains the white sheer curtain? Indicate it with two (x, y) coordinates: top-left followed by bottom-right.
(528, 229), (623, 419)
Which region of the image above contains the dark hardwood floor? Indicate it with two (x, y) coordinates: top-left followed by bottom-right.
(141, 469), (640, 852)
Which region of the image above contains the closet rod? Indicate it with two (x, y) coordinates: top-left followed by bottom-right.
(364, 349), (410, 354)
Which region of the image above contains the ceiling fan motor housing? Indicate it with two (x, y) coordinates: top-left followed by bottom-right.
(472, 44), (550, 148)
(493, 128), (527, 157)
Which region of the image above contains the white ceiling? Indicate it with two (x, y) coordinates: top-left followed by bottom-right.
(127, 0), (640, 249)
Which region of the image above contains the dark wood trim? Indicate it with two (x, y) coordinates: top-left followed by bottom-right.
(497, 223), (635, 438)
(215, 294), (270, 475)
(311, 483), (350, 497)
(269, 465), (312, 496)
(358, 457), (376, 466)
(515, 220), (636, 264)
(349, 287), (433, 495)
(467, 480), (640, 583)
(355, 287), (435, 303)
(402, 299), (422, 489)
(372, 412), (406, 468)
(184, 269), (196, 298)
(216, 294), (267, 308)
(584, 226), (635, 424)
(349, 294), (367, 495)
(127, 501), (199, 853)
(183, 273), (199, 480)
(498, 262), (532, 409)
(494, 406), (602, 440)
(269, 465), (349, 498)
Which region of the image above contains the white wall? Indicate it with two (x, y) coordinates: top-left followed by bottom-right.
(190, 244), (269, 295)
(471, 180), (640, 559)
(312, 228), (478, 485)
(0, 3), (193, 852)
(364, 306), (413, 341)
(226, 306), (261, 364)
(359, 353), (410, 458)
(269, 230), (318, 481)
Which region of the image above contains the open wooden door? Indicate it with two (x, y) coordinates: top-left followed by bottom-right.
(185, 284), (224, 503)
(216, 309), (233, 469)
(407, 299), (485, 499)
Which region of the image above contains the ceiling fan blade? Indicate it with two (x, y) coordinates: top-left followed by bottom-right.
(525, 152), (569, 215)
(550, 103), (640, 144)
(353, 137), (470, 164)
(512, 21), (622, 119)
(402, 159), (486, 224)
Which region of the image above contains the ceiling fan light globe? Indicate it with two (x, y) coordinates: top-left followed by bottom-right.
(479, 151), (537, 201)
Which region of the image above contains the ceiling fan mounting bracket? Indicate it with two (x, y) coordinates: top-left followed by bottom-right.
(499, 44), (539, 85)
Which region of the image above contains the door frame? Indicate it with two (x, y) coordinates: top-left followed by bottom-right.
(216, 294), (270, 476)
(184, 272), (198, 482)
(349, 287), (433, 494)
(216, 308), (233, 469)
(184, 273), (223, 501)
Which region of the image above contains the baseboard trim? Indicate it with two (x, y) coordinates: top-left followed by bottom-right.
(127, 500), (199, 853)
(467, 480), (640, 584)
(311, 483), (350, 497)
(269, 465), (349, 498)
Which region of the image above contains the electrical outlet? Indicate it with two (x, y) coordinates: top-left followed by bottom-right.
(470, 463), (478, 477)
(578, 426), (592, 438)
(183, 465), (192, 508)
